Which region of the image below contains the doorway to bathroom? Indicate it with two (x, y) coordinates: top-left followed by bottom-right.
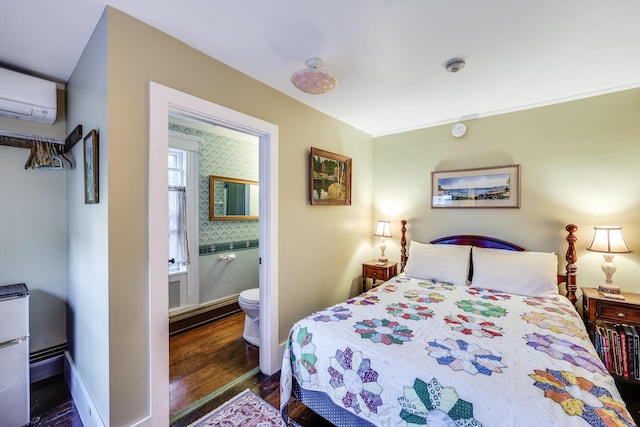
(148, 81), (280, 425)
(167, 114), (262, 417)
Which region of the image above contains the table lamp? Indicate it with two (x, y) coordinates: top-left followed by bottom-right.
(374, 220), (392, 262)
(586, 225), (631, 294)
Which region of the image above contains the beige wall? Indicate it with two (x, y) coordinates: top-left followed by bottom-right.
(373, 88), (640, 295)
(106, 5), (373, 335)
(66, 7), (373, 425)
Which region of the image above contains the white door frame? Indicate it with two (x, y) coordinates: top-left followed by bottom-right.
(148, 82), (279, 425)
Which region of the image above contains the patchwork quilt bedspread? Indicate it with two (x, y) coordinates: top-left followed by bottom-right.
(280, 277), (635, 426)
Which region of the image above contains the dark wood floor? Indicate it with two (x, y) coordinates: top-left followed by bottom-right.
(29, 312), (329, 426)
(29, 311), (640, 426)
(29, 374), (83, 426)
(170, 312), (329, 425)
(169, 311), (260, 415)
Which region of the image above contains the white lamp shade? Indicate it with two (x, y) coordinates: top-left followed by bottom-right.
(374, 221), (392, 237)
(587, 226), (631, 294)
(587, 226), (631, 253)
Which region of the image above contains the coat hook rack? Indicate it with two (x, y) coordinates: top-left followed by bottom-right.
(63, 125), (82, 153)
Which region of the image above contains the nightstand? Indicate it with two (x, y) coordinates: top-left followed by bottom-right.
(362, 260), (398, 293)
(581, 287), (640, 381)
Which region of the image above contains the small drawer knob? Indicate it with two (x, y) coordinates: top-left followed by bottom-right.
(616, 312), (626, 318)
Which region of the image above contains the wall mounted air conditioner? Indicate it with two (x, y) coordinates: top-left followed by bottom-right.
(0, 67), (57, 124)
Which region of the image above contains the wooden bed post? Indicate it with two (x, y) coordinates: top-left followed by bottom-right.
(564, 224), (578, 304)
(400, 219), (407, 272)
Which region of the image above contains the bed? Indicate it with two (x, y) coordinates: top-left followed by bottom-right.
(280, 221), (636, 427)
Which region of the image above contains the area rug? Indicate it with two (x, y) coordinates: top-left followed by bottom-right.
(187, 389), (299, 427)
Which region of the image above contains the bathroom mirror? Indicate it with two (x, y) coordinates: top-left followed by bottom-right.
(209, 176), (259, 220)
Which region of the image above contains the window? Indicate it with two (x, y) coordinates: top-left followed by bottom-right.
(168, 149), (185, 187)
(168, 149), (188, 272)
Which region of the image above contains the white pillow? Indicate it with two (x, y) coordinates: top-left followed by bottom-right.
(471, 246), (558, 297)
(403, 241), (471, 286)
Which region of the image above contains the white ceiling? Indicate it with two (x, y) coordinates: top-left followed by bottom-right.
(2, 1), (639, 136)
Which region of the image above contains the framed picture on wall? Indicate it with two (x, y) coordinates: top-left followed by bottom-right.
(309, 147), (352, 205)
(84, 129), (99, 204)
(431, 164), (520, 208)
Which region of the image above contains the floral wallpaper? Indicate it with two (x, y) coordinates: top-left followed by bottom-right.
(168, 122), (259, 255)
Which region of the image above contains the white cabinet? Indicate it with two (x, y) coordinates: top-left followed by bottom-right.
(0, 283), (30, 427)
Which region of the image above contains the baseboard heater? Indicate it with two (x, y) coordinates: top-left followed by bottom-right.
(169, 296), (240, 336)
(30, 342), (67, 383)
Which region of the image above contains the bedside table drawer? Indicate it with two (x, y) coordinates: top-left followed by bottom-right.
(596, 302), (640, 324)
(366, 265), (390, 280)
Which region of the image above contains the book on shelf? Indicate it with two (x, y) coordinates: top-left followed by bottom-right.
(605, 322), (620, 376)
(603, 328), (611, 371)
(594, 323), (609, 371)
(632, 325), (640, 379)
(616, 324), (629, 378)
(622, 324), (635, 379)
(595, 320), (639, 380)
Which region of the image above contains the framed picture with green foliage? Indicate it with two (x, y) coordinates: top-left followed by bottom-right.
(310, 147), (352, 206)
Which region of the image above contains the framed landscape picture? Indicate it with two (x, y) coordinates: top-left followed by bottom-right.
(83, 129), (99, 204)
(310, 147), (352, 205)
(431, 164), (520, 208)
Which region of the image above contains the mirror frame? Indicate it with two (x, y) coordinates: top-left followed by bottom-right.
(209, 175), (259, 221)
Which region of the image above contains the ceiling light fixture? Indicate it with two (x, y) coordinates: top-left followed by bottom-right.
(445, 57), (466, 73)
(291, 57), (337, 95)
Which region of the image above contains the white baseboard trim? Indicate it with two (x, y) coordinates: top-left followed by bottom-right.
(64, 351), (106, 427)
(129, 416), (152, 427)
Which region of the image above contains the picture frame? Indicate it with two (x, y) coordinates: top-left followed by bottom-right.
(83, 129), (99, 204)
(310, 147), (352, 205)
(431, 164), (520, 208)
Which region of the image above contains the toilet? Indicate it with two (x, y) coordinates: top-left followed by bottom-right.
(238, 288), (260, 347)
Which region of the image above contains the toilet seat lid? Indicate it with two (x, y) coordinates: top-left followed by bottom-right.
(239, 288), (260, 303)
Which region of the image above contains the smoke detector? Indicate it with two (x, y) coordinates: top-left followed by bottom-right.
(452, 123), (467, 138)
(444, 57), (466, 73)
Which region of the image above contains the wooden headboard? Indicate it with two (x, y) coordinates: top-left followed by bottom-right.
(399, 220), (578, 304)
